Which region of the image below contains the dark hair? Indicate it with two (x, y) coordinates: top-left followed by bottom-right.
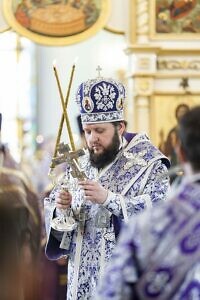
(178, 106), (200, 171)
(77, 114), (84, 135)
(175, 103), (190, 120)
(111, 120), (127, 128)
(0, 169), (42, 300)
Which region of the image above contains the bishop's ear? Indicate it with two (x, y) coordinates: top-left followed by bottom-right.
(176, 139), (187, 164)
(118, 122), (126, 135)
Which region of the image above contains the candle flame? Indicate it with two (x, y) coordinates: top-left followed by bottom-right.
(53, 59), (57, 68)
(73, 56), (79, 66)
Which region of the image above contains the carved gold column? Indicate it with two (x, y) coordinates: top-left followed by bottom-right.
(136, 0), (149, 44)
(125, 73), (136, 131)
(134, 76), (154, 135)
(125, 0), (159, 134)
(125, 48), (158, 133)
(127, 0), (149, 45)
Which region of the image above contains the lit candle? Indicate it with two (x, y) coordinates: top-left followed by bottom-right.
(53, 60), (63, 104)
(73, 56), (79, 66)
(51, 60), (66, 161)
(63, 61), (76, 150)
(50, 59), (76, 174)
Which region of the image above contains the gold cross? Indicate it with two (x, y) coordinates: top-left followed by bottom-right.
(52, 143), (86, 180)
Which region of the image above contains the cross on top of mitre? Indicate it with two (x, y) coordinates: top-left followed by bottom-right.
(96, 65), (102, 77)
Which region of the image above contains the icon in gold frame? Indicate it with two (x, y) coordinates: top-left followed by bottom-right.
(3, 0), (110, 46)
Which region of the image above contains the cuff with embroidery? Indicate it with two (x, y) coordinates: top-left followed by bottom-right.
(102, 190), (116, 207)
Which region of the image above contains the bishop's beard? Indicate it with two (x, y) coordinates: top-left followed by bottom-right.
(89, 129), (121, 169)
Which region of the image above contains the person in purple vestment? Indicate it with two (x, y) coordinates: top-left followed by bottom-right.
(95, 105), (200, 300)
(44, 71), (170, 300)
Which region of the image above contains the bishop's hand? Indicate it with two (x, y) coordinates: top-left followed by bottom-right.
(78, 180), (108, 204)
(56, 189), (72, 210)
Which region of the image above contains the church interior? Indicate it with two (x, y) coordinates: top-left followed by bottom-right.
(1, 0), (200, 299)
(1, 0), (200, 171)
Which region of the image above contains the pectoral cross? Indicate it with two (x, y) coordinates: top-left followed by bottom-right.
(51, 142), (86, 180)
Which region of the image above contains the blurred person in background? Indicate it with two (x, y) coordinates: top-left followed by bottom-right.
(0, 167), (41, 300)
(0, 112), (66, 300)
(164, 103), (190, 183)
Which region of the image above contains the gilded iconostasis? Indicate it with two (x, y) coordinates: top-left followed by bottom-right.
(1, 0), (200, 164)
(151, 94), (200, 147)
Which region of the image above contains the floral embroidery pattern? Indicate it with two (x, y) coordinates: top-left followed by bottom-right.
(123, 150), (147, 170)
(81, 111), (123, 123)
(75, 77), (126, 124)
(94, 82), (116, 111)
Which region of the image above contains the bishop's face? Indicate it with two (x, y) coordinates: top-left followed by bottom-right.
(82, 122), (125, 169)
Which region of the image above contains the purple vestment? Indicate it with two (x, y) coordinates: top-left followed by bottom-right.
(44, 133), (170, 300)
(96, 174), (200, 300)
